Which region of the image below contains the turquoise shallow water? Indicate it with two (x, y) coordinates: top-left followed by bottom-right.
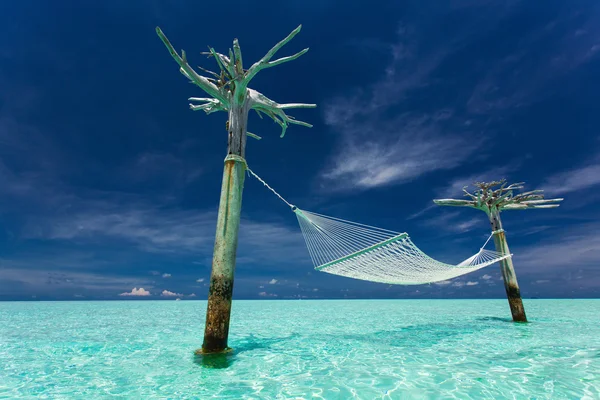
(1, 300), (599, 399)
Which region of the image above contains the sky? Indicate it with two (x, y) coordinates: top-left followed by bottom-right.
(1, 0), (600, 300)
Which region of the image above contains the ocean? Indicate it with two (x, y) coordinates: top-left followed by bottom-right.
(1, 299), (598, 399)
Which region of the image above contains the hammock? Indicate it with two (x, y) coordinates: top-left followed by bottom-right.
(246, 167), (511, 285)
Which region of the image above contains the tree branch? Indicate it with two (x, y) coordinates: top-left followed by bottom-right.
(258, 48), (309, 70)
(502, 202), (562, 210)
(245, 25), (306, 83)
(520, 198), (564, 205)
(188, 97), (226, 114)
(433, 199), (476, 207)
(491, 190), (514, 208)
(233, 38), (244, 76)
(201, 47), (236, 79)
(505, 182), (525, 191)
(248, 88), (315, 137)
(156, 27), (229, 106)
(462, 186), (478, 201)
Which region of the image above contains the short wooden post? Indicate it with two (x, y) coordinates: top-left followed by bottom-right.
(433, 180), (563, 322)
(488, 210), (526, 322)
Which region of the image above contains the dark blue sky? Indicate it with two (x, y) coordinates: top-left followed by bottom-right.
(1, 0), (599, 300)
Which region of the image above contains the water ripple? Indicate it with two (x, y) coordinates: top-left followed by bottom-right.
(0, 299), (598, 399)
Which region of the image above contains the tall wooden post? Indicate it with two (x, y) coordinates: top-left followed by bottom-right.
(488, 210), (526, 322)
(434, 180), (563, 322)
(202, 103), (249, 353)
(156, 26), (315, 354)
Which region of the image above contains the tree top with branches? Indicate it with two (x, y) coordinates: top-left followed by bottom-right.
(155, 25), (316, 139)
(433, 179), (563, 214)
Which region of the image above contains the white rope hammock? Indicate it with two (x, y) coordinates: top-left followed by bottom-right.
(247, 167), (511, 285)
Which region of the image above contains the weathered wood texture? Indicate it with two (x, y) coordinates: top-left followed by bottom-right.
(489, 211), (527, 322)
(202, 153), (247, 353)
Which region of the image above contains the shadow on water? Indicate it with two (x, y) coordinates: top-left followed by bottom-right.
(193, 318), (535, 368)
(476, 316), (516, 323)
(194, 350), (235, 369)
(338, 323), (472, 349)
(337, 316), (534, 349)
(193, 333), (300, 369)
(476, 316), (533, 327)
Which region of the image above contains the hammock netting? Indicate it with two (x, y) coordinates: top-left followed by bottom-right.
(295, 208), (509, 285)
(246, 167), (511, 285)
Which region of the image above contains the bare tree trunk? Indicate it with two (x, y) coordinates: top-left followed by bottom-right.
(488, 211), (527, 322)
(200, 101), (249, 354)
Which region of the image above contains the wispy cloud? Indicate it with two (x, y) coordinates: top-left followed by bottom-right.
(421, 210), (484, 235)
(320, 118), (484, 191)
(320, 19), (491, 193)
(0, 265), (153, 297)
(320, 3), (600, 194)
(543, 163), (600, 195)
(258, 291), (278, 298)
(161, 289), (183, 297)
(23, 206), (217, 254)
(162, 273), (171, 278)
(21, 199), (307, 268)
(467, 7), (600, 113)
(512, 221), (600, 291)
(319, 8), (529, 193)
(119, 287), (150, 296)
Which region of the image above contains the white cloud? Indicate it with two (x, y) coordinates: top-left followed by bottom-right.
(0, 262), (153, 295)
(466, 281), (479, 286)
(21, 202), (308, 268)
(543, 163), (600, 195)
(161, 290), (183, 297)
(188, 293), (197, 297)
(509, 221), (600, 291)
(196, 278), (205, 283)
(481, 274), (492, 280)
(119, 287), (150, 296)
(420, 210), (483, 234)
(452, 281), (465, 288)
(320, 114), (484, 192)
(515, 223), (600, 275)
(434, 280), (452, 286)
(268, 279), (278, 284)
(467, 10), (600, 114)
(319, 16), (528, 193)
(162, 273), (171, 278)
